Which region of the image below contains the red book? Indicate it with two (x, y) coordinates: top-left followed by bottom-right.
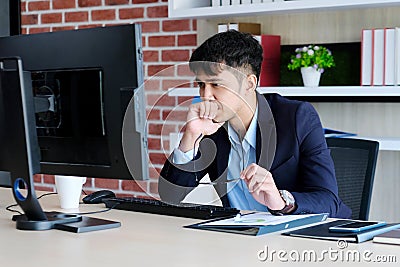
(255, 35), (281, 87)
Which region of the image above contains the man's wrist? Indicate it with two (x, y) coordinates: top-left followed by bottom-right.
(268, 190), (296, 216)
(178, 132), (201, 153)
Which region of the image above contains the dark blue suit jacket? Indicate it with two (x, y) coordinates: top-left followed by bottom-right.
(159, 93), (351, 218)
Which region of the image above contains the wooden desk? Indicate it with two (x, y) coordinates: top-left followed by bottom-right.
(0, 188), (399, 267)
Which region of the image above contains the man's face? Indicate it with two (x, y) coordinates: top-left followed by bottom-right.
(195, 68), (249, 124)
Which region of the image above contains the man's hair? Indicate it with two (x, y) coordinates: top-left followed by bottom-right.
(189, 30), (263, 81)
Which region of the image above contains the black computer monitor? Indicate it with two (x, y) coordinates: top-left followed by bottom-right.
(0, 25), (148, 181)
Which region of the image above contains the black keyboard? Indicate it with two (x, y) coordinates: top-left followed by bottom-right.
(103, 197), (240, 220)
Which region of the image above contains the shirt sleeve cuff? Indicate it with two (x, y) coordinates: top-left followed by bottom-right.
(172, 147), (195, 164)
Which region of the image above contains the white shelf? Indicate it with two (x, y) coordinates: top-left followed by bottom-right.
(168, 0), (400, 19)
(349, 136), (400, 151)
(167, 86), (400, 151)
(167, 86), (400, 97)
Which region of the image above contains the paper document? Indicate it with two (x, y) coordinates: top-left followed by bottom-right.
(200, 212), (326, 227)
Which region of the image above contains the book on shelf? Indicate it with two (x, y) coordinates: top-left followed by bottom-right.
(395, 27), (400, 85)
(217, 22), (261, 35)
(361, 26), (400, 86)
(185, 212), (328, 236)
(384, 28), (396, 85)
(373, 229), (400, 245)
(361, 29), (373, 85)
(372, 28), (385, 86)
(254, 34), (281, 86)
(283, 219), (400, 243)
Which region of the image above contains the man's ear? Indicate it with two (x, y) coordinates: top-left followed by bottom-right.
(245, 74), (258, 94)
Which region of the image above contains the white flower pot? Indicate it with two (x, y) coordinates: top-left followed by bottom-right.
(300, 67), (321, 87)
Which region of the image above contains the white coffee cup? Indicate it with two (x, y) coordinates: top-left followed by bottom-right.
(55, 175), (87, 209)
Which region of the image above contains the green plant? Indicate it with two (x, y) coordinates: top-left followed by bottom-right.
(287, 45), (335, 73)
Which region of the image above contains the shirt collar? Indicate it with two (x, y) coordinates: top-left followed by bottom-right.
(227, 104), (258, 150)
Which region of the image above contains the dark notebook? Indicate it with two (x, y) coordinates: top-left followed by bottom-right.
(54, 216), (121, 233)
(283, 220), (400, 243)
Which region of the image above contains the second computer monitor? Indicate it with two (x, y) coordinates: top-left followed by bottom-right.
(0, 24), (148, 181)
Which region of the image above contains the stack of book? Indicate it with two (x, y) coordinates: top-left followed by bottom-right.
(361, 27), (400, 86)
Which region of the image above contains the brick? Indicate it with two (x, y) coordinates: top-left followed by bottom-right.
(52, 26), (75, 32)
(146, 108), (160, 120)
(20, 1), (26, 12)
(29, 27), (51, 34)
(143, 79), (161, 90)
(133, 0), (158, 3)
(177, 64), (194, 77)
(148, 35), (175, 47)
(162, 49), (190, 62)
(178, 34), (197, 46)
(162, 110), (187, 121)
(33, 174), (43, 183)
(78, 0), (101, 7)
(148, 124), (176, 136)
(147, 93), (176, 107)
(149, 152), (168, 165)
(106, 0), (129, 5)
(148, 137), (162, 150)
(178, 96), (195, 105)
(162, 20), (191, 32)
(28, 1), (50, 11)
(53, 0), (75, 9)
(41, 13), (62, 24)
(147, 5), (168, 18)
(21, 14), (38, 25)
(143, 50), (159, 62)
(21, 28), (27, 34)
(121, 180), (148, 193)
(162, 79), (192, 90)
(139, 21), (159, 33)
(78, 24), (103, 29)
(147, 64), (174, 77)
(92, 10), (116, 21)
(94, 178), (119, 189)
(119, 8), (144, 20)
(65, 12), (89, 23)
(43, 174), (55, 184)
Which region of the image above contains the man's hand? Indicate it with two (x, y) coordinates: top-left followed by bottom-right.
(178, 100), (224, 153)
(240, 163), (285, 210)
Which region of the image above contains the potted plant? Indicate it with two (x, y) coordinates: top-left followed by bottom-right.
(287, 45), (335, 87)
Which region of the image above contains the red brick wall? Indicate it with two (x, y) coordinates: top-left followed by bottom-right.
(21, 0), (197, 198)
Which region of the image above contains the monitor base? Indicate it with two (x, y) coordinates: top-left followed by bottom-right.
(12, 211), (82, 231)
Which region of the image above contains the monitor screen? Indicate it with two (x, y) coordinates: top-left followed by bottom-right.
(0, 25), (148, 181)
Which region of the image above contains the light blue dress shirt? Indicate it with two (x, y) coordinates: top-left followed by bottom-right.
(225, 106), (268, 211)
(173, 105), (268, 211)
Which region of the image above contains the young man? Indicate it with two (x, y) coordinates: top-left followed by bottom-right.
(158, 30), (351, 218)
